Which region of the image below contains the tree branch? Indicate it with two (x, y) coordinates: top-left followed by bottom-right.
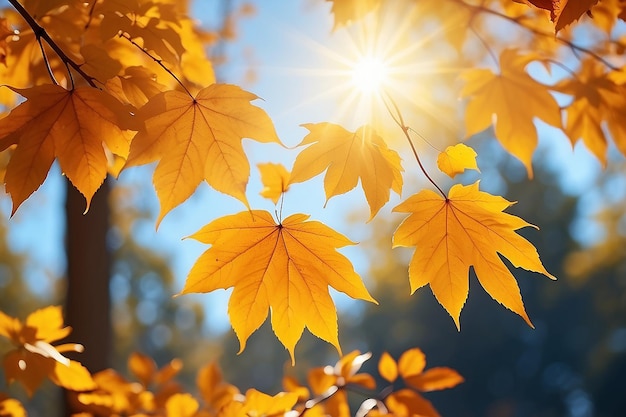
(8, 0), (98, 87)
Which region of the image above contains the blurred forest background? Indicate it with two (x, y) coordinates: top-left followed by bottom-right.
(0, 1), (625, 417)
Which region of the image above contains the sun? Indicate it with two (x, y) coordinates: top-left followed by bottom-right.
(350, 55), (390, 94)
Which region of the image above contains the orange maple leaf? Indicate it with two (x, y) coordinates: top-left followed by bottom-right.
(179, 210), (376, 362)
(519, 0), (599, 32)
(461, 49), (561, 177)
(393, 182), (555, 328)
(552, 0), (599, 32)
(125, 84), (281, 224)
(0, 306), (95, 396)
(289, 123), (403, 220)
(0, 84), (133, 213)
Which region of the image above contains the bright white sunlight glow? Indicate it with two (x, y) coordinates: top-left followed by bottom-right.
(351, 56), (389, 94)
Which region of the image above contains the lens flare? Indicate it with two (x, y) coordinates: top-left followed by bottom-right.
(351, 56), (389, 94)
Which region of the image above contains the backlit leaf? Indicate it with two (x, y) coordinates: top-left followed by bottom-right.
(0, 85), (133, 213)
(436, 143), (479, 178)
(397, 348), (426, 379)
(165, 393), (199, 417)
(50, 360), (97, 392)
(179, 210), (376, 362)
(461, 49), (561, 177)
(393, 182), (555, 328)
(258, 162), (290, 204)
(555, 59), (626, 164)
(126, 84), (281, 225)
(290, 123), (403, 220)
(378, 352), (398, 383)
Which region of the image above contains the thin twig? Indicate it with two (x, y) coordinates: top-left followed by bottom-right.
(469, 24), (499, 69)
(8, 0), (98, 87)
(382, 90), (446, 198)
(119, 32), (194, 98)
(85, 0), (98, 29)
(36, 36), (57, 84)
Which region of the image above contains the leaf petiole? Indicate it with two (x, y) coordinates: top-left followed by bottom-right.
(381, 90), (446, 198)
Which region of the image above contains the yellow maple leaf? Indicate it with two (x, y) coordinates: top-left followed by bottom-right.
(0, 84), (133, 213)
(0, 306), (96, 396)
(555, 59), (626, 164)
(125, 84), (281, 224)
(289, 123), (403, 220)
(393, 182), (555, 329)
(436, 143), (479, 178)
(179, 210), (376, 362)
(258, 162), (290, 204)
(460, 49), (561, 177)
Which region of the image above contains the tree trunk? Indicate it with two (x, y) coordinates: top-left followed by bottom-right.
(64, 178), (112, 413)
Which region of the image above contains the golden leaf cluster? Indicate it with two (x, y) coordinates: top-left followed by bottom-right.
(3, 0), (626, 371)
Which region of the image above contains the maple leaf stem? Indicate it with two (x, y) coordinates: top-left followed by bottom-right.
(8, 0), (98, 88)
(120, 32), (194, 98)
(278, 192), (285, 223)
(382, 91), (446, 198)
(454, 0), (621, 71)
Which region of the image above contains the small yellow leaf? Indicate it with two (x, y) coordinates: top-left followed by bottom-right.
(0, 397), (26, 417)
(436, 144), (479, 178)
(397, 348), (426, 379)
(25, 306), (70, 343)
(165, 393), (199, 417)
(258, 162), (290, 204)
(128, 352), (156, 387)
(180, 210), (376, 362)
(393, 182), (555, 328)
(243, 389), (298, 416)
(50, 360), (97, 392)
(378, 351), (398, 383)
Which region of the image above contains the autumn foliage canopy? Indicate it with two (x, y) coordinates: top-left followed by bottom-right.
(1, 0), (625, 415)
